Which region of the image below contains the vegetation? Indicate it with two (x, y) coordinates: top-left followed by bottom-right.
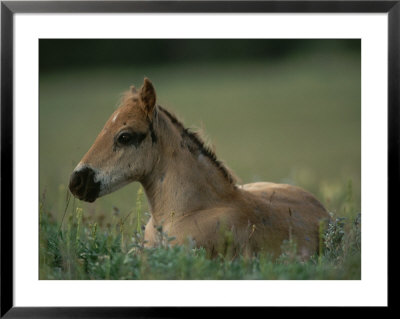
(39, 185), (361, 280)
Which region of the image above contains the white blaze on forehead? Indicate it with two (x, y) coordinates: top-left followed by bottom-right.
(112, 111), (120, 123)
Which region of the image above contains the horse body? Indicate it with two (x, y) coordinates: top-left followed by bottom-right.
(69, 78), (329, 258)
(144, 180), (328, 258)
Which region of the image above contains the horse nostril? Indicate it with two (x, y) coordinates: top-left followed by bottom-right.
(69, 171), (83, 193)
(69, 167), (101, 202)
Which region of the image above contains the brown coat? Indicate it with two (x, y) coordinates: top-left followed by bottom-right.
(69, 78), (330, 259)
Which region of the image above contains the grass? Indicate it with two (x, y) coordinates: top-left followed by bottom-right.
(39, 49), (361, 280)
(39, 183), (361, 280)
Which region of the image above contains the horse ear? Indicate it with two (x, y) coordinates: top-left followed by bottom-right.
(139, 78), (156, 116)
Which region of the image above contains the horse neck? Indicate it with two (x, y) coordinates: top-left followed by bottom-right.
(140, 107), (237, 224)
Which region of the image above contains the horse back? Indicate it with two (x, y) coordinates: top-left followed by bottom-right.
(238, 182), (330, 258)
(145, 182), (330, 258)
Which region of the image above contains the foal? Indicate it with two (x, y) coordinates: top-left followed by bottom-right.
(69, 78), (330, 258)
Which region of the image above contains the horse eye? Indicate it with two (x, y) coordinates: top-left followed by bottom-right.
(117, 132), (133, 145)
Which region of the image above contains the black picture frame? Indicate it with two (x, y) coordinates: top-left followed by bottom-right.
(1, 0), (396, 317)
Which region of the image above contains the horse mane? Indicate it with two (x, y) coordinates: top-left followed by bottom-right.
(157, 105), (237, 186)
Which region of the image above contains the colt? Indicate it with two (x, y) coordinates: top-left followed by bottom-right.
(69, 78), (330, 258)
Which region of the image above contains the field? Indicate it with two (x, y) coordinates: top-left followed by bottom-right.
(39, 47), (361, 280)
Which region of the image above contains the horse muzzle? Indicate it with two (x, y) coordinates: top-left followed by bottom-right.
(69, 166), (101, 202)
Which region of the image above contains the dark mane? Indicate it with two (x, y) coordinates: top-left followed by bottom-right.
(157, 105), (236, 185)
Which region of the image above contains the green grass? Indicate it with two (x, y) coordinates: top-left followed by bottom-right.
(40, 184), (361, 280)
(39, 50), (361, 279)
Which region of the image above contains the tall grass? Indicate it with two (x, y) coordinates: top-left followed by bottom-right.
(39, 181), (361, 280)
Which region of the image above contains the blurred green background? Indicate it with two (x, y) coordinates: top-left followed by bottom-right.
(39, 39), (361, 224)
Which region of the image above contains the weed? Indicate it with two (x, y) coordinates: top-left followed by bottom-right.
(39, 181), (361, 280)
